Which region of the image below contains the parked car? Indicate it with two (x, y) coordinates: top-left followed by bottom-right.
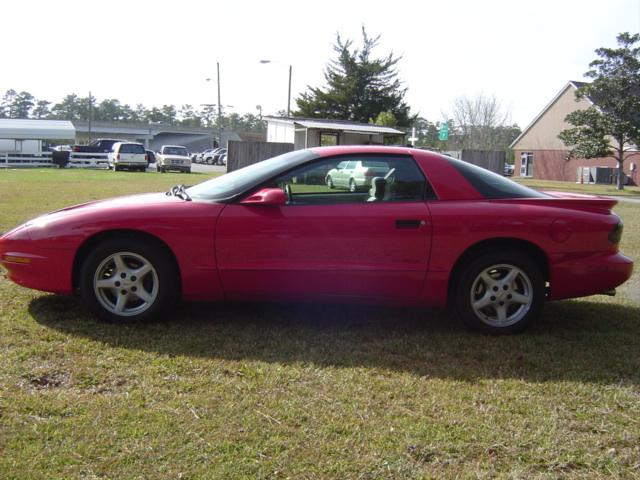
(156, 145), (191, 173)
(325, 159), (390, 192)
(203, 147), (225, 165)
(504, 163), (515, 176)
(0, 146), (633, 334)
(212, 148), (227, 165)
(107, 142), (147, 172)
(198, 149), (215, 164)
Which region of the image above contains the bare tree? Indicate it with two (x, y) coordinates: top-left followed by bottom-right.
(446, 94), (515, 150)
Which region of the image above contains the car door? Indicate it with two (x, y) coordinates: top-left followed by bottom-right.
(215, 154), (433, 302)
(331, 160), (348, 188)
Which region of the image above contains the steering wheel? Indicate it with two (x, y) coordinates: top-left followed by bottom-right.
(284, 184), (293, 204)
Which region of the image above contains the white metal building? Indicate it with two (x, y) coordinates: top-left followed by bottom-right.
(0, 119), (75, 154)
(264, 116), (405, 149)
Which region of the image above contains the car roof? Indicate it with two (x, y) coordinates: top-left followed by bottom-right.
(310, 145), (428, 157)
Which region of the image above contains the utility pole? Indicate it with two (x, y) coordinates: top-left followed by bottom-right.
(287, 65), (292, 118)
(88, 91), (93, 142)
(217, 62), (222, 148)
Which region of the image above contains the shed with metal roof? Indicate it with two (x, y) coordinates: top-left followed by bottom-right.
(264, 116), (405, 149)
(0, 119), (75, 155)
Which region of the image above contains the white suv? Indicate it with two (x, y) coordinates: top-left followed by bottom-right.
(108, 142), (147, 172)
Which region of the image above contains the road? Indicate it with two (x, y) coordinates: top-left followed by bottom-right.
(146, 163), (226, 175)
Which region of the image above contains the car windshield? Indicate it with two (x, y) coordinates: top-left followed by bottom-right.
(164, 147), (188, 156)
(187, 149), (318, 201)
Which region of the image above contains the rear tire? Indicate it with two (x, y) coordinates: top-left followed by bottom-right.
(453, 250), (544, 334)
(79, 237), (179, 323)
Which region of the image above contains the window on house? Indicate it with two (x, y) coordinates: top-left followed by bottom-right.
(320, 132), (338, 146)
(520, 152), (534, 177)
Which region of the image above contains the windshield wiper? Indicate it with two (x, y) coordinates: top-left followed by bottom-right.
(166, 184), (192, 201)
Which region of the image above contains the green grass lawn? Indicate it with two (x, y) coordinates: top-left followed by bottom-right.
(1, 169), (639, 479)
(515, 177), (640, 197)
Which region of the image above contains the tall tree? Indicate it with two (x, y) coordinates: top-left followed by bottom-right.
(559, 32), (640, 190)
(296, 27), (413, 127)
(446, 94), (517, 150)
(0, 89), (17, 118)
(10, 91), (35, 118)
(32, 100), (51, 119)
(51, 94), (82, 120)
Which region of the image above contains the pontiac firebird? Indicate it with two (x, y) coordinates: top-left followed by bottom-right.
(0, 146), (633, 334)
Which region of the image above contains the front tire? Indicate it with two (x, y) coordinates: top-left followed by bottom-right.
(79, 238), (179, 323)
(453, 250), (544, 334)
(326, 176), (334, 189)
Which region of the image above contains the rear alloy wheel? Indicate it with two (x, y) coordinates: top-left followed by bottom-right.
(80, 238), (178, 323)
(454, 250), (544, 334)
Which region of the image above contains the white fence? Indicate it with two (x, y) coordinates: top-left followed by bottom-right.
(0, 151), (109, 168)
(0, 152), (54, 167)
(67, 152), (109, 168)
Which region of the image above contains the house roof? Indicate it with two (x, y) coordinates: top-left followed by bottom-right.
(264, 116), (405, 135)
(0, 119), (76, 140)
(509, 81), (594, 149)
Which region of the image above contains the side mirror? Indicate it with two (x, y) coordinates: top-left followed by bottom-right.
(241, 188), (286, 206)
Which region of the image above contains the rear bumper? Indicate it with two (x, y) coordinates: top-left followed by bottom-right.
(549, 251), (634, 300)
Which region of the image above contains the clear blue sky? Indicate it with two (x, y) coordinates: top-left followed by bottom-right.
(3, 0), (639, 128)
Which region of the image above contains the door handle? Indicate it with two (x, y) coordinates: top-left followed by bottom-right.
(395, 219), (424, 229)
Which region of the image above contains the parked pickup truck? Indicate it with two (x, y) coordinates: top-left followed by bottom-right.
(156, 145), (191, 173)
(52, 139), (125, 167)
(71, 139), (124, 154)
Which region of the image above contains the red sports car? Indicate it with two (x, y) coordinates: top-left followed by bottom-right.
(0, 146), (633, 334)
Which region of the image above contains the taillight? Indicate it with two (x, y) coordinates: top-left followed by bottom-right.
(364, 169), (375, 177)
(73, 146), (81, 152)
(117, 154), (120, 161)
(144, 154), (148, 161)
(609, 220), (624, 245)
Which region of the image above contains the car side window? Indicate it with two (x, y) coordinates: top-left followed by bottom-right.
(268, 154), (435, 205)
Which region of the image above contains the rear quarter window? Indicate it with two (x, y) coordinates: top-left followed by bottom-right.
(445, 156), (549, 199)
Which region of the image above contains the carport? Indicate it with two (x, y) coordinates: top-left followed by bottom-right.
(0, 119), (75, 167)
(264, 116), (405, 149)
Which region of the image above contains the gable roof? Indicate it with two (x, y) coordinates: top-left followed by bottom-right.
(509, 81), (594, 149)
(0, 119), (75, 140)
(264, 116), (405, 135)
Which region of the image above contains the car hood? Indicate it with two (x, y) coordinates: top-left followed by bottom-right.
(21, 192), (223, 237)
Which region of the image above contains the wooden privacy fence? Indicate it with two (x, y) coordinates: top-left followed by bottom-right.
(227, 141), (294, 172)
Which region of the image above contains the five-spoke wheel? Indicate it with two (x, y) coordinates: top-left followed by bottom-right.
(454, 250), (544, 334)
(80, 238), (178, 323)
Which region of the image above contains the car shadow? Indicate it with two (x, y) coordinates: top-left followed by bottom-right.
(29, 296), (640, 385)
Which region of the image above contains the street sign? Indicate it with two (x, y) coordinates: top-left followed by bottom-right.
(439, 122), (449, 141)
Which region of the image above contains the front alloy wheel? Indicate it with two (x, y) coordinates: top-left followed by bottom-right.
(93, 252), (159, 317)
(80, 238), (178, 323)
